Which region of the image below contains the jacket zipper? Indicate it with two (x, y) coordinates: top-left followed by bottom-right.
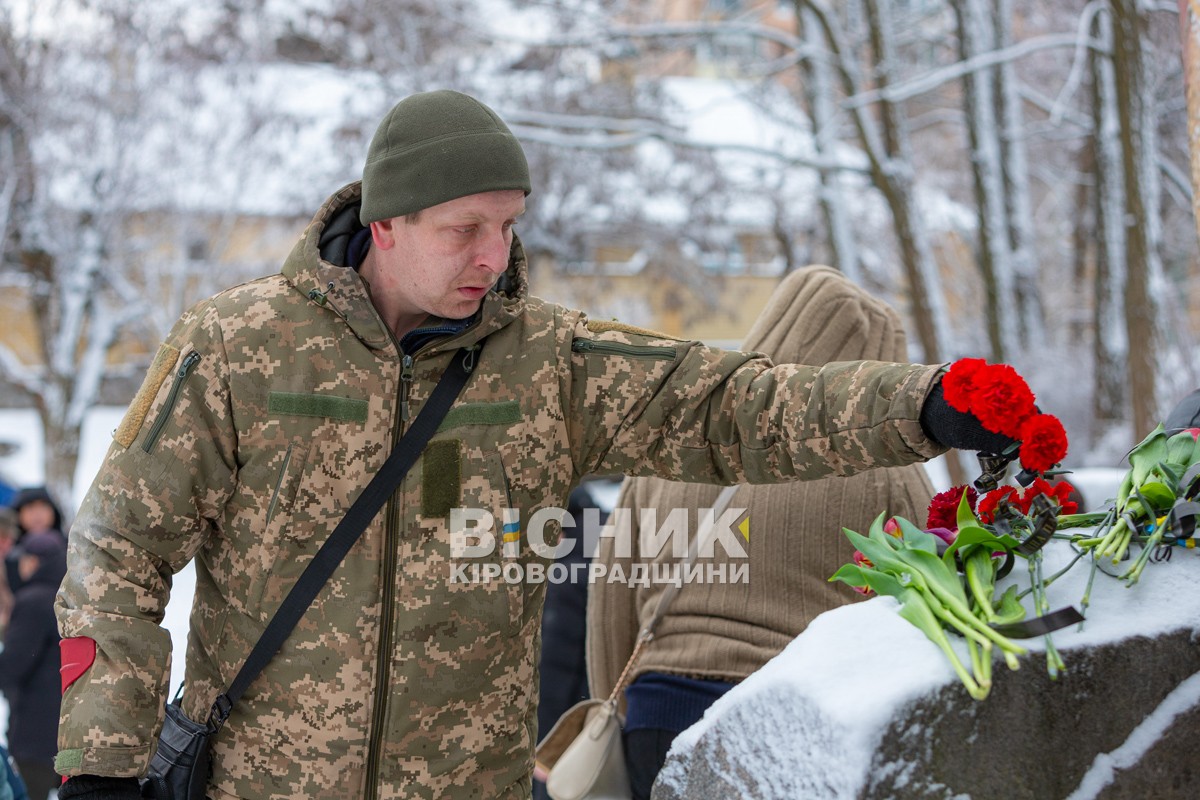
(364, 395), (403, 800)
(365, 331), (482, 798)
(364, 494), (401, 800)
(570, 338), (676, 360)
(399, 354), (415, 422)
(265, 443), (295, 525)
(142, 351), (201, 453)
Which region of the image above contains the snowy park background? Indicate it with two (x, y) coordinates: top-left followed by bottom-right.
(3, 0), (1200, 792)
(3, 0), (1200, 510)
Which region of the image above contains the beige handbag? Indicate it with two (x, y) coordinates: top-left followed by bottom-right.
(535, 485), (741, 800)
(537, 697), (629, 800)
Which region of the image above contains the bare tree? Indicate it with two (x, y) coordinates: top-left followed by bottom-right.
(0, 0), (320, 503)
(794, 1), (862, 283)
(803, 0), (951, 362)
(1111, 0), (1166, 438)
(1088, 4), (1129, 444)
(952, 0), (1020, 361)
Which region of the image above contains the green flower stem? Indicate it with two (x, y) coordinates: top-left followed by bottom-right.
(1029, 553), (1066, 678)
(979, 640), (993, 691)
(1055, 512), (1110, 530)
(967, 637), (983, 686)
(1078, 556), (1100, 629)
(964, 548), (998, 622)
(897, 588), (987, 700)
(927, 587), (1028, 656)
(1073, 536), (1106, 548)
(923, 591), (995, 649)
(1037, 549), (1088, 591)
(1120, 530), (1163, 586)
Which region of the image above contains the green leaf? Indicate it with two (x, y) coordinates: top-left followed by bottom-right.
(892, 547), (970, 608)
(941, 525), (1014, 570)
(842, 529), (908, 575)
(829, 564), (905, 598)
(1135, 482), (1176, 515)
(830, 563), (866, 585)
(894, 515), (938, 555)
(957, 491), (982, 531)
(993, 585), (1027, 625)
(868, 512), (888, 541)
(1128, 424), (1168, 485)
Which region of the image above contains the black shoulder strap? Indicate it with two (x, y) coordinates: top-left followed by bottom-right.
(207, 345), (478, 728)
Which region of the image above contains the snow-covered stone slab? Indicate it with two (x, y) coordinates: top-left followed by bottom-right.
(653, 541), (1200, 800)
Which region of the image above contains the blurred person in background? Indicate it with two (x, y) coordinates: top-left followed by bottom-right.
(8, 488), (65, 543)
(0, 743), (30, 800)
(4, 489), (66, 637)
(0, 508), (17, 636)
(0, 531), (67, 800)
(587, 266), (937, 800)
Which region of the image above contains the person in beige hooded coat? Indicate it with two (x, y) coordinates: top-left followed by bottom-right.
(585, 266), (938, 799)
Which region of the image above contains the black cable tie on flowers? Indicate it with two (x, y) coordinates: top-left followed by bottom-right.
(990, 605), (1085, 638)
(1014, 494), (1058, 556)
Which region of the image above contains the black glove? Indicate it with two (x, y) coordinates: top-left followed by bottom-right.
(919, 380), (1018, 455)
(58, 775), (143, 800)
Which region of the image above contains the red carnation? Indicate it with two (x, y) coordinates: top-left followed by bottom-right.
(967, 364), (1037, 437)
(1025, 478), (1078, 516)
(926, 485), (978, 531)
(942, 358), (988, 413)
(978, 486), (1021, 523)
(1019, 413), (1068, 474)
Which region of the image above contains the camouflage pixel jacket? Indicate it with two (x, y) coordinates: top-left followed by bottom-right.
(55, 182), (946, 799)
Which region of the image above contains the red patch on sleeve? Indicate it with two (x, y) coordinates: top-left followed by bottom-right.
(60, 637), (97, 693)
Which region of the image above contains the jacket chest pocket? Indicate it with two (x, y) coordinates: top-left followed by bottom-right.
(245, 424), (358, 621)
(238, 438), (318, 619)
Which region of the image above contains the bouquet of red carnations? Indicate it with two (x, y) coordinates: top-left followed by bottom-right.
(831, 359), (1075, 700)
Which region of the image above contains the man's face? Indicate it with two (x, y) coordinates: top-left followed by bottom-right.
(367, 190), (526, 332)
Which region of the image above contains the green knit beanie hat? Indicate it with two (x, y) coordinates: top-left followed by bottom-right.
(360, 90), (531, 224)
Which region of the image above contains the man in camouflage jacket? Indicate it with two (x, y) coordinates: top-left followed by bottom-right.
(54, 91), (1017, 800)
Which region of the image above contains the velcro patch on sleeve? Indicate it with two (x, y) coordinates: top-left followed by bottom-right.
(437, 401), (521, 432)
(422, 439), (462, 518)
(60, 636), (98, 693)
(114, 344), (180, 449)
(269, 392), (369, 423)
(54, 749), (84, 773)
(584, 319), (676, 340)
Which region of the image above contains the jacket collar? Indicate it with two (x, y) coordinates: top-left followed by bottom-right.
(281, 181), (527, 354)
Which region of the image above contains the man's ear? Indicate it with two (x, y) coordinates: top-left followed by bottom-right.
(370, 219), (397, 250)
